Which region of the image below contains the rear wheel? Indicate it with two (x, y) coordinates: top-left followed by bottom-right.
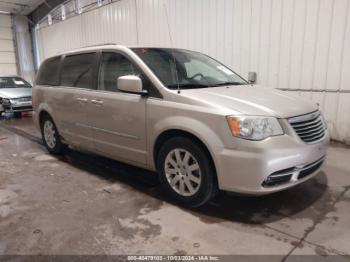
(157, 137), (217, 207)
(40, 115), (66, 154)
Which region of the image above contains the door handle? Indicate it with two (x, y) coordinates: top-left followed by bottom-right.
(91, 99), (103, 105)
(76, 97), (88, 102)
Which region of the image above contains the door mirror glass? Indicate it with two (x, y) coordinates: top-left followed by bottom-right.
(117, 75), (146, 95)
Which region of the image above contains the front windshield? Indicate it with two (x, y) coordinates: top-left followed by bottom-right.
(0, 77), (31, 89)
(132, 48), (248, 89)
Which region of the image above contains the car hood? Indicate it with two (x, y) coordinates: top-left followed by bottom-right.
(182, 85), (318, 118)
(0, 88), (32, 99)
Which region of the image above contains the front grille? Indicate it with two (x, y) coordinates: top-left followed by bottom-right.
(5, 105), (32, 111)
(288, 111), (326, 143)
(13, 106), (32, 110)
(16, 96), (31, 102)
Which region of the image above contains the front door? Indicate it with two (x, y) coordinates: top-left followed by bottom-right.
(89, 52), (147, 166)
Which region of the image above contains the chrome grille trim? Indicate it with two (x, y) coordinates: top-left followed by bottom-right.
(290, 117), (321, 127)
(293, 121), (323, 131)
(294, 123), (323, 133)
(288, 111), (326, 144)
(297, 126), (324, 136)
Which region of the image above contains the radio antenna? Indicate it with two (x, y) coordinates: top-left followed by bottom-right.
(163, 1), (181, 94)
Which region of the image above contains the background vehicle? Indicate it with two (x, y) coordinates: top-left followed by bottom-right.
(0, 75), (32, 118)
(33, 45), (329, 207)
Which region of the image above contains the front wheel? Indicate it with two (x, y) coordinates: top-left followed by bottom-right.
(40, 115), (66, 154)
(157, 137), (217, 207)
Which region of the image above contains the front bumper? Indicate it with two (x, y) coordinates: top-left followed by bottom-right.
(214, 130), (330, 195)
(1, 101), (32, 112)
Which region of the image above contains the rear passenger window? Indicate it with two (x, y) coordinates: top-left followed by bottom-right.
(60, 53), (96, 89)
(36, 56), (61, 86)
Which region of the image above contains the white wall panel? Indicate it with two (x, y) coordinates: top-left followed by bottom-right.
(0, 52), (16, 63)
(35, 0), (350, 142)
(0, 15), (11, 27)
(0, 27), (13, 40)
(0, 64), (17, 75)
(37, 0), (138, 59)
(300, 0), (319, 92)
(0, 39), (15, 51)
(0, 14), (17, 76)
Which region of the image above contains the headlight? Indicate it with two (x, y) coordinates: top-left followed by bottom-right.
(226, 115), (284, 140)
(2, 98), (10, 104)
(10, 98), (17, 104)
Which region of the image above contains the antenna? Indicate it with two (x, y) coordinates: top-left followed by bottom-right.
(162, 1), (181, 94)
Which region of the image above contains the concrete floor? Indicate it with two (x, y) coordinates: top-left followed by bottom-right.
(0, 115), (350, 259)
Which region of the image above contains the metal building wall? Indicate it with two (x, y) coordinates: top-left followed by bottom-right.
(35, 0), (350, 142)
(0, 14), (17, 75)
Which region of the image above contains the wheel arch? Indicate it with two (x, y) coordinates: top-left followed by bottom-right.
(38, 110), (51, 125)
(36, 102), (56, 128)
(153, 129), (218, 183)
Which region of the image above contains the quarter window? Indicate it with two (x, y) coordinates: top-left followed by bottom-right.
(98, 52), (141, 92)
(60, 53), (96, 89)
(36, 56), (61, 86)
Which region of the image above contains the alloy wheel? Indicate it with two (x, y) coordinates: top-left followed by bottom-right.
(164, 148), (202, 196)
(43, 120), (56, 149)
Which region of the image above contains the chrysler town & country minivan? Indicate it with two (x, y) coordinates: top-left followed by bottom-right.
(33, 45), (329, 206)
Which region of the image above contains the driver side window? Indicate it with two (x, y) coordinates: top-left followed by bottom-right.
(98, 52), (141, 92)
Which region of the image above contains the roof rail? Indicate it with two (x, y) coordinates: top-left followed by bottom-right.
(56, 43), (118, 55)
(82, 43), (117, 48)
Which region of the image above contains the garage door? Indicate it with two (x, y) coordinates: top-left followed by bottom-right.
(0, 14), (17, 75)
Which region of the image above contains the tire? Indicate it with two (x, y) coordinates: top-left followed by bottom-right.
(13, 112), (22, 118)
(40, 115), (66, 154)
(157, 136), (217, 207)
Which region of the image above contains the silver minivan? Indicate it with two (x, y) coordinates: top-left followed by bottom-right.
(33, 45), (329, 206)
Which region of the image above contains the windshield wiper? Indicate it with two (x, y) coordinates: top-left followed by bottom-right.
(167, 81), (248, 90)
(210, 82), (248, 87)
(167, 83), (210, 89)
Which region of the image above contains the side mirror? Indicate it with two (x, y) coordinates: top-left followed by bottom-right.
(248, 72), (257, 84)
(117, 75), (147, 95)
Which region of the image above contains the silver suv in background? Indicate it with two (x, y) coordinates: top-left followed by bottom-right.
(33, 45), (329, 207)
(0, 75), (32, 118)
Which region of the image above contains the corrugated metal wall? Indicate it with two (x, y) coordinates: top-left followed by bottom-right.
(35, 0), (350, 142)
(0, 14), (17, 75)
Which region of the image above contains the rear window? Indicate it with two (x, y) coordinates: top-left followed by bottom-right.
(60, 53), (96, 89)
(0, 77), (31, 88)
(36, 56), (61, 86)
